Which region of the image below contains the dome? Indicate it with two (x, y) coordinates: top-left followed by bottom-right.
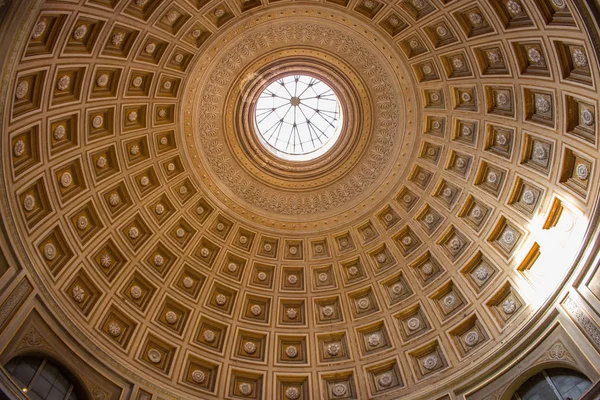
(0, 0), (599, 399)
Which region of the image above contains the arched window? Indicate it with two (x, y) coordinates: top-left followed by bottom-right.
(4, 356), (85, 400)
(512, 367), (592, 400)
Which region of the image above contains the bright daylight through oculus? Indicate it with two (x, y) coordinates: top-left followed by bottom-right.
(254, 74), (343, 161)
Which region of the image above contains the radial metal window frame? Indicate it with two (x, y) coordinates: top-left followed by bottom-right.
(254, 74), (343, 162)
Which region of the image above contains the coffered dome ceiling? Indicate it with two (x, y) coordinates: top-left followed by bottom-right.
(0, 0), (598, 398)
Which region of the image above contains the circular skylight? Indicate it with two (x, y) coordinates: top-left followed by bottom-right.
(254, 74), (343, 161)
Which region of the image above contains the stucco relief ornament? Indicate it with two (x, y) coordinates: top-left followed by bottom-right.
(469, 12), (483, 25)
(96, 74), (109, 88)
(72, 285), (85, 303)
(487, 51), (503, 65)
(72, 25), (88, 40)
(191, 29), (202, 39)
(165, 311), (178, 324)
(60, 172), (73, 188)
(108, 193), (120, 206)
(581, 109), (595, 126)
(214, 8), (225, 17)
(367, 333), (381, 347)
(15, 81), (28, 100)
(503, 298), (517, 314)
(535, 96), (551, 113)
(322, 305), (335, 318)
(286, 345), (298, 358)
(176, 228), (185, 238)
(407, 317), (421, 331)
(203, 330), (215, 343)
(227, 262), (237, 273)
(140, 176), (149, 186)
(378, 373), (393, 387)
(522, 189), (535, 205)
(32, 20), (47, 39)
(215, 293), (227, 305)
(411, 0), (426, 9)
(357, 298), (370, 310)
(238, 382), (253, 396)
(506, 0), (523, 15)
(474, 266), (489, 281)
(364, 0), (375, 9)
(332, 383), (347, 397)
(487, 171), (498, 184)
(318, 272), (328, 282)
(163, 81), (172, 90)
(392, 283), (404, 295)
(96, 156), (108, 169)
(527, 48), (543, 63)
(128, 111), (138, 122)
(551, 0), (566, 8)
(286, 308), (298, 319)
(315, 244), (324, 253)
(11, 139), (25, 159)
(377, 253), (387, 263)
(200, 247), (210, 257)
(43, 243), (56, 261)
(536, 136), (555, 162)
(244, 341), (256, 354)
(285, 387), (300, 400)
(165, 11), (179, 23)
(89, 115), (104, 131)
(423, 354), (439, 370)
(263, 243), (272, 252)
(107, 322), (121, 337)
(471, 206), (483, 220)
(348, 266), (359, 276)
(158, 109), (168, 118)
(257, 271), (267, 281)
(147, 349), (162, 364)
(422, 262), (434, 275)
(132, 77), (143, 88)
(287, 274), (298, 285)
(183, 276), (194, 289)
(239, 235), (248, 244)
(76, 216), (88, 230)
(250, 304), (262, 316)
(576, 163), (589, 180)
(443, 294), (456, 308)
(436, 26), (448, 37)
(572, 48), (588, 68)
(452, 58), (464, 69)
(111, 32), (125, 47)
(496, 133), (508, 146)
(431, 120), (441, 130)
(130, 285), (142, 299)
(449, 237), (462, 251)
(389, 17), (400, 27)
(174, 53), (184, 63)
(442, 187), (453, 198)
(496, 92), (510, 107)
(327, 342), (341, 356)
(128, 227), (139, 240)
(462, 126), (473, 136)
(548, 342), (567, 359)
(145, 43), (156, 54)
(57, 75), (70, 91)
(402, 235), (413, 246)
(424, 213), (435, 225)
(191, 370), (206, 384)
(153, 254), (164, 267)
(100, 254), (112, 268)
(135, 0), (148, 6)
(422, 65), (433, 75)
(502, 229), (516, 245)
(465, 331), (479, 346)
(430, 92), (441, 102)
(130, 145), (140, 155)
(460, 92), (472, 103)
